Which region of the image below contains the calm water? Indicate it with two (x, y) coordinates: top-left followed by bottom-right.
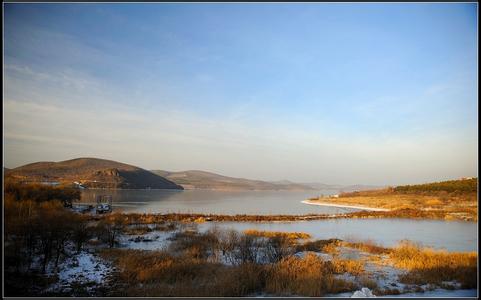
(80, 189), (477, 252)
(80, 189), (353, 215)
(198, 219), (477, 252)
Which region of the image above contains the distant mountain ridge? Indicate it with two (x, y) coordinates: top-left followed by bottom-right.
(5, 157), (383, 192)
(152, 170), (315, 191)
(5, 158), (183, 190)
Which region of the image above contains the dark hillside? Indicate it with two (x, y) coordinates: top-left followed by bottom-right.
(6, 158), (183, 190)
(393, 178), (477, 193)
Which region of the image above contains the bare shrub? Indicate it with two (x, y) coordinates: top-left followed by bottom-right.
(264, 236), (294, 263)
(95, 212), (126, 248)
(168, 228), (220, 260)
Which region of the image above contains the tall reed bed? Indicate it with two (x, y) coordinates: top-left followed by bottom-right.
(389, 241), (477, 288)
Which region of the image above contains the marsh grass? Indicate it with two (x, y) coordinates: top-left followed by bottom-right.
(122, 222), (177, 235)
(99, 249), (265, 296)
(342, 240), (390, 255)
(326, 179), (478, 221)
(167, 228), (220, 260)
(123, 225), (153, 235)
(295, 239), (342, 256)
(331, 258), (365, 276)
(243, 229), (311, 240)
(99, 245), (362, 297)
(358, 276), (378, 290)
(373, 287), (401, 295)
(389, 241), (477, 288)
(265, 253), (357, 296)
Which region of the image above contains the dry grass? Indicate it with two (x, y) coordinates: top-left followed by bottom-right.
(342, 240), (390, 255)
(323, 242), (341, 255)
(331, 258), (365, 276)
(265, 253), (357, 296)
(115, 203), (477, 225)
(358, 276), (378, 290)
(348, 207), (477, 221)
(99, 249), (229, 285)
(99, 248), (359, 297)
(243, 229), (311, 240)
(167, 229), (220, 260)
(389, 241), (477, 288)
(98, 244), (364, 297)
(121, 212), (328, 223)
(373, 287), (401, 296)
(315, 194), (477, 216)
(296, 239), (342, 253)
(308, 179), (478, 221)
(122, 225), (153, 235)
(122, 223), (177, 235)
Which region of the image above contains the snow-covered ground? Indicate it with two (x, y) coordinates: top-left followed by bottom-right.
(330, 246), (478, 298)
(331, 287), (478, 298)
(37, 224), (475, 298)
(387, 288), (477, 297)
(294, 251), (333, 261)
(46, 251), (114, 296)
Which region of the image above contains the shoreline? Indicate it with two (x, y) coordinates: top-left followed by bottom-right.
(301, 199), (390, 212)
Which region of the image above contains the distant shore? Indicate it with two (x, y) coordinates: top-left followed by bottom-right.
(301, 199), (390, 212)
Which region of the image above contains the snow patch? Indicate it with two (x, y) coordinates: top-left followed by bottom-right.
(46, 251), (113, 295)
(352, 288), (376, 297)
(386, 288), (477, 297)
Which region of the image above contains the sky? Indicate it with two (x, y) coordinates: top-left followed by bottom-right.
(3, 3), (478, 185)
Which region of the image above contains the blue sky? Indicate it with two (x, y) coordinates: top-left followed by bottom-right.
(4, 3), (478, 185)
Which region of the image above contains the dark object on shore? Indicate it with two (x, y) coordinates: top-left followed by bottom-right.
(96, 195), (113, 214)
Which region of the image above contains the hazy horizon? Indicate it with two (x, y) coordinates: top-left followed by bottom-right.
(2, 155), (475, 187)
(4, 3), (478, 186)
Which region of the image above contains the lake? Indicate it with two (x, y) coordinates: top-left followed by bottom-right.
(198, 219), (477, 252)
(80, 189), (352, 215)
(80, 189), (477, 252)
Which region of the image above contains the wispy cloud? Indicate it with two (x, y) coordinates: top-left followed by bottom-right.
(3, 4), (477, 185)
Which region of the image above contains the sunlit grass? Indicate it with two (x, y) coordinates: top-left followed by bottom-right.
(389, 241), (477, 288)
(265, 253), (357, 296)
(243, 229), (311, 240)
(342, 240), (390, 255)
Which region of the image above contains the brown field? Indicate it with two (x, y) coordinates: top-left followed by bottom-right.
(308, 178), (478, 221)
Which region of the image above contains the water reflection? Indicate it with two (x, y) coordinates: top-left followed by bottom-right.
(80, 189), (354, 215)
(199, 219), (477, 252)
(79, 190), (477, 252)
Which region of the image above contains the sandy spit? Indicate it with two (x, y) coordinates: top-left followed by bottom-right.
(301, 200), (390, 212)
